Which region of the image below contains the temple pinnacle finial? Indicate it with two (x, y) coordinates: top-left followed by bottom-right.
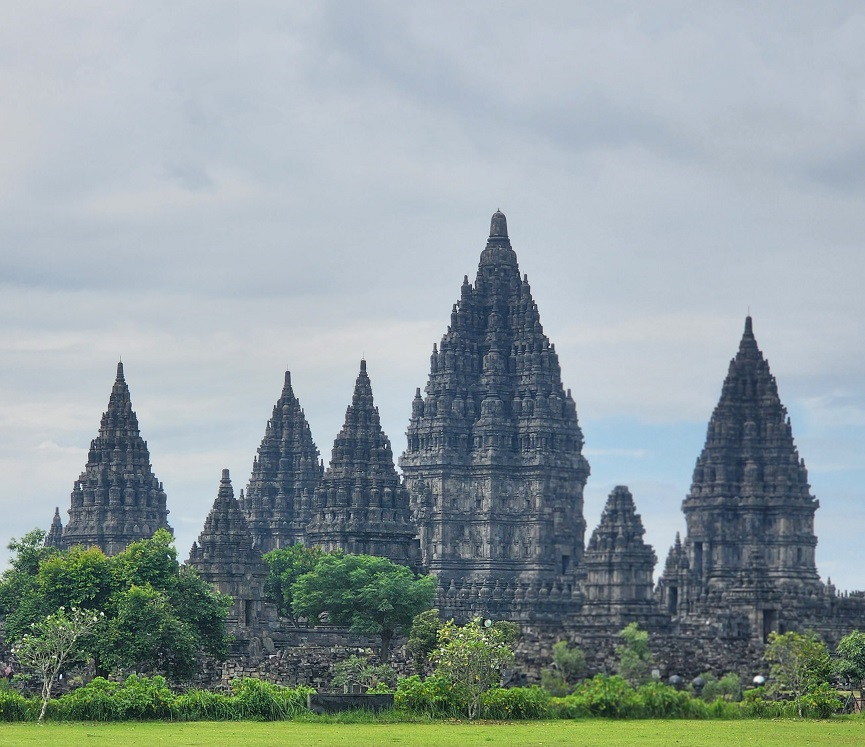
(283, 370), (292, 388)
(489, 209), (508, 239)
(221, 468), (231, 482)
(116, 360), (125, 380)
(744, 315), (753, 337)
(360, 359), (367, 374)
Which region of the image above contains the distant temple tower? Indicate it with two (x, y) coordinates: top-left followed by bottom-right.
(306, 361), (420, 568)
(240, 371), (322, 552)
(61, 362), (172, 554)
(400, 211), (590, 615)
(44, 508), (63, 550)
(658, 317), (823, 640)
(581, 486), (661, 627)
(188, 469), (277, 652)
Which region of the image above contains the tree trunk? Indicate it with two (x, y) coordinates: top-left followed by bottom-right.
(380, 629), (393, 662)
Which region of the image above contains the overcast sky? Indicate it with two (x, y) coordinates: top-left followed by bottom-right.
(1, 2), (863, 589)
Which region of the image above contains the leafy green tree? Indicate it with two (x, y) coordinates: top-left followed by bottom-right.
(12, 606), (104, 722)
(615, 622), (653, 686)
(541, 640), (587, 695)
(764, 630), (831, 716)
(291, 554), (435, 659)
(834, 630), (865, 693)
(262, 544), (331, 622)
(431, 617), (516, 719)
(1, 528), (231, 683)
(407, 608), (442, 674)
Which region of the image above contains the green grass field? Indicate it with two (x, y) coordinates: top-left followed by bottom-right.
(1, 719), (864, 746)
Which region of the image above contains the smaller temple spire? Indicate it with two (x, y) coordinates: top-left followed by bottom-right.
(45, 507), (64, 549)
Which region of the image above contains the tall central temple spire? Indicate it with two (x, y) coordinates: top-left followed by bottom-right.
(61, 362), (172, 554)
(400, 211), (589, 618)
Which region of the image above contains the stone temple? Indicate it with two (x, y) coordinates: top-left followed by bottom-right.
(42, 211), (865, 678)
(52, 361), (172, 554)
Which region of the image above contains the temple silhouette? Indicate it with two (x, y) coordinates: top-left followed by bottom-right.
(44, 211), (865, 675)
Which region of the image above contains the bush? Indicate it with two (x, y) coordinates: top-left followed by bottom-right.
(55, 677), (124, 721)
(570, 674), (639, 718)
(394, 674), (463, 717)
(0, 689), (36, 721)
(793, 683), (843, 719)
(480, 686), (551, 720)
(635, 681), (706, 719)
(230, 678), (312, 721)
(171, 689), (235, 721)
(700, 672), (742, 702)
(549, 695), (589, 719)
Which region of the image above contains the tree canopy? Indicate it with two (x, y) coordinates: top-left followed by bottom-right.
(834, 630), (865, 692)
(0, 529), (231, 682)
(262, 544), (332, 622)
(291, 553), (435, 659)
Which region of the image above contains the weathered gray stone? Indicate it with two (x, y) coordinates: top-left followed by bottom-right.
(61, 362), (172, 554)
(239, 371), (322, 552)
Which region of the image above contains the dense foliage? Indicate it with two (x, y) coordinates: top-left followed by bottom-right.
(262, 544), (331, 622)
(291, 554), (436, 659)
(540, 640), (587, 696)
(834, 630), (865, 692)
(0, 675), (313, 722)
(0, 529), (231, 682)
(429, 617), (517, 719)
(615, 623), (654, 686)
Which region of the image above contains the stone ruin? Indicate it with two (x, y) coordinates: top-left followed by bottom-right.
(37, 211), (865, 682)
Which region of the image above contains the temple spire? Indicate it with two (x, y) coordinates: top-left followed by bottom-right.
(44, 507), (63, 549)
(307, 360), (419, 567)
(242, 370), (322, 552)
(189, 469), (276, 638)
(61, 362), (172, 554)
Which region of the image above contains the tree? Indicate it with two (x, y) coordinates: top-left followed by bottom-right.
(407, 609), (442, 674)
(615, 622), (653, 686)
(541, 640), (586, 695)
(431, 617), (516, 719)
(262, 544), (331, 622)
(291, 553), (436, 659)
(764, 630), (831, 716)
(1, 528), (231, 683)
(834, 630), (865, 693)
(12, 607), (103, 722)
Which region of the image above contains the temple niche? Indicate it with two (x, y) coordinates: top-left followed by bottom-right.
(60, 362), (172, 555)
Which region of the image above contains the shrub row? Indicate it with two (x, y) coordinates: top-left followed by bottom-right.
(0, 676), (313, 722)
(394, 674), (844, 720)
(0, 674), (845, 722)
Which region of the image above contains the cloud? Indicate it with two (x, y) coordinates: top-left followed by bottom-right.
(0, 3), (863, 588)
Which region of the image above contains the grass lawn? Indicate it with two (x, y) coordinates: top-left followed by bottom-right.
(1, 719), (864, 746)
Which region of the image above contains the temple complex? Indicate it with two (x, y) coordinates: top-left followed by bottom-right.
(38, 211), (865, 679)
(400, 211), (590, 618)
(239, 371), (322, 552)
(59, 361), (172, 554)
(306, 361), (420, 568)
